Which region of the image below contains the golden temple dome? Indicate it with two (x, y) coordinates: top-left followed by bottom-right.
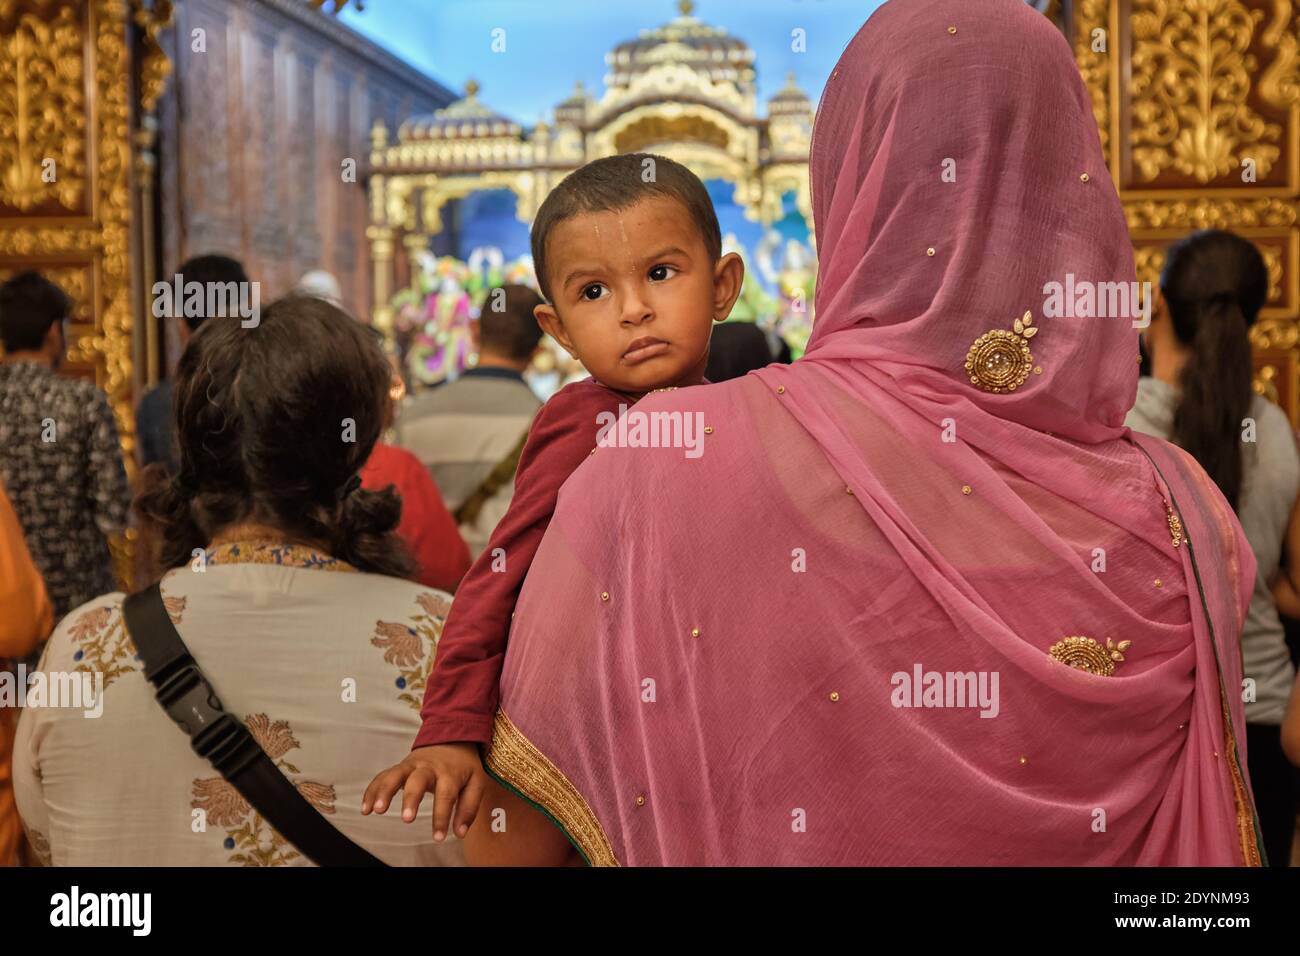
(605, 0), (755, 93)
(768, 73), (812, 114)
(400, 79), (522, 140)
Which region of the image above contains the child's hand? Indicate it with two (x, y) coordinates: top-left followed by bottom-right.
(361, 743), (487, 842)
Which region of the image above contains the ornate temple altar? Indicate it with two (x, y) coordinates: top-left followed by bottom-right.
(365, 0), (814, 337)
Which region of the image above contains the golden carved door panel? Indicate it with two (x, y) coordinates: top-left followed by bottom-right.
(1073, 0), (1300, 420)
(0, 0), (138, 585)
(0, 0), (135, 441)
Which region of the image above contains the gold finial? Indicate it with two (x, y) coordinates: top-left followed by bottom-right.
(465, 78), (480, 99)
(573, 80), (585, 95)
(678, 0), (695, 17)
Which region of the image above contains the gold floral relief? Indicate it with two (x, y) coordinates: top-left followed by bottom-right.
(1253, 362), (1282, 402)
(132, 0), (174, 113)
(1252, 317), (1300, 350)
(1126, 197), (1297, 231)
(1131, 0), (1280, 184)
(1074, 0), (1111, 154)
(1261, 242), (1285, 305)
(0, 6), (87, 212)
(1258, 0), (1300, 109)
(92, 0), (136, 463)
(1133, 246), (1166, 300)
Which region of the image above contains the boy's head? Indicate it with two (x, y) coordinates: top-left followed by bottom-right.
(531, 153), (743, 392)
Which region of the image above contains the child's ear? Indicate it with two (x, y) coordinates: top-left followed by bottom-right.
(712, 252), (744, 322)
(534, 302), (578, 359)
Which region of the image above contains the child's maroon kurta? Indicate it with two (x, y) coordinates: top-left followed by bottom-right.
(413, 378), (638, 747)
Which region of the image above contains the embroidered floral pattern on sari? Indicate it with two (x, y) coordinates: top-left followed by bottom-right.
(370, 591), (449, 711)
(191, 713), (337, 867)
(70, 588), (187, 689)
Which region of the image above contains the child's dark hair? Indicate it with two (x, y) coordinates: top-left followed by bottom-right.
(1160, 229), (1268, 512)
(134, 294), (414, 581)
(530, 153), (721, 302)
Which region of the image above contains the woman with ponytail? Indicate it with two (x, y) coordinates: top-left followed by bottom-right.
(1128, 229), (1299, 866)
(13, 296), (465, 865)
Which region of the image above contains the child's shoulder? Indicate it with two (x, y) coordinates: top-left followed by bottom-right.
(537, 377), (631, 421)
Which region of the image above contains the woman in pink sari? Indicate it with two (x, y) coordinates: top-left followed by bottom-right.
(465, 0), (1262, 866)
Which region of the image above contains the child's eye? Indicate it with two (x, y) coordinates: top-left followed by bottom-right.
(648, 265), (677, 282)
(581, 283), (609, 301)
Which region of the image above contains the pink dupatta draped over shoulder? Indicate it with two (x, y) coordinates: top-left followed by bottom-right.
(485, 0), (1262, 865)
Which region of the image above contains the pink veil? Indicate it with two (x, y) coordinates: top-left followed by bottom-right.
(485, 0), (1262, 865)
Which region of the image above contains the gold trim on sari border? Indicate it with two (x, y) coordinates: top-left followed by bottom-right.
(1169, 461), (1262, 867)
(1221, 696), (1262, 867)
(485, 709), (619, 867)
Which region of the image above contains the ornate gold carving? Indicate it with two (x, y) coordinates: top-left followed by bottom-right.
(1130, 0), (1280, 183)
(0, 226), (99, 256)
(132, 0), (174, 113)
(485, 709), (619, 867)
(0, 6), (87, 210)
(1261, 242), (1285, 305)
(1074, 0), (1111, 154)
(0, 1), (137, 588)
(1254, 363), (1282, 403)
(1133, 246), (1167, 302)
(1252, 318), (1300, 350)
(964, 311), (1036, 393)
(614, 114), (730, 154)
(1048, 636), (1132, 676)
(1258, 0), (1300, 109)
(1125, 197), (1297, 230)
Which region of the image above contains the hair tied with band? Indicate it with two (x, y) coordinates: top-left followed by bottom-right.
(336, 474), (362, 501)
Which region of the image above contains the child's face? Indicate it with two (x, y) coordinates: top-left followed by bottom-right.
(534, 195), (743, 393)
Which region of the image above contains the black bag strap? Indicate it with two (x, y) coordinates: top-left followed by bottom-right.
(122, 582), (386, 867)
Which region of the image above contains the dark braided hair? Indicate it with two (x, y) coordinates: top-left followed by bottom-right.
(134, 295), (414, 580)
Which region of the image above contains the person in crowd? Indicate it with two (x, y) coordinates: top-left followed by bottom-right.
(396, 284), (545, 557)
(0, 484), (53, 866)
(362, 156), (744, 841)
(705, 320), (778, 382)
(136, 254), (250, 473)
(14, 295), (461, 865)
(457, 0), (1260, 866)
(297, 270), (344, 306)
(0, 271), (130, 621)
(361, 402), (472, 594)
(1130, 229), (1298, 867)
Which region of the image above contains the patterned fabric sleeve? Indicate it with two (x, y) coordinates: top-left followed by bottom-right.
(86, 392), (130, 536)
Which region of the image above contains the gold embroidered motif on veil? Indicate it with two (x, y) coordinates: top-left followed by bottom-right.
(965, 311), (1036, 393)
